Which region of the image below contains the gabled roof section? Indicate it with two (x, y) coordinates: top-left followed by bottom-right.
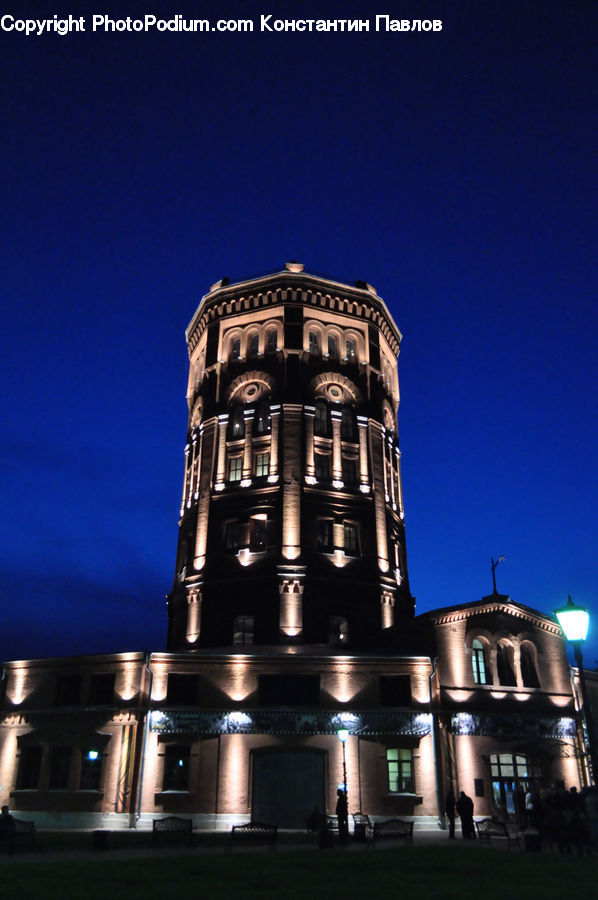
(419, 594), (562, 637)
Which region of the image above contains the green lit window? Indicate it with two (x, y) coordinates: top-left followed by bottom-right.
(387, 748), (414, 793)
(228, 457), (242, 482)
(255, 452), (270, 478)
(472, 639), (488, 684)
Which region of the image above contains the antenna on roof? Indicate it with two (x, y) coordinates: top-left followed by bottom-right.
(490, 556), (505, 594)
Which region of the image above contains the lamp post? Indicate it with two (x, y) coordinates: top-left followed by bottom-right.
(337, 729), (349, 843)
(555, 596), (597, 784)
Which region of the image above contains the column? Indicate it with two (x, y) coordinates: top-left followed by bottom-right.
(269, 404), (281, 481)
(215, 414), (228, 489)
(242, 408), (255, 485)
(282, 404), (302, 560)
(381, 590), (395, 629)
(357, 416), (370, 493)
(194, 418), (216, 570)
(186, 585), (202, 644)
(388, 436), (397, 508)
(395, 448), (404, 518)
(331, 409), (343, 487)
(368, 420), (390, 573)
(304, 406), (316, 483)
(181, 444), (191, 514)
(279, 575), (304, 637)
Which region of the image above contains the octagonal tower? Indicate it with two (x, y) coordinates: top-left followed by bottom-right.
(167, 263), (413, 650)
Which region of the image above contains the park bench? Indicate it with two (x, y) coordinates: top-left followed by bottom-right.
(0, 818), (38, 853)
(474, 818), (520, 850)
(152, 816), (194, 847)
(372, 818), (414, 846)
(352, 812), (373, 841)
(229, 821), (277, 852)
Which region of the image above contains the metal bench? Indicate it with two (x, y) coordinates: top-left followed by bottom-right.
(372, 818), (414, 845)
(229, 821), (277, 852)
(474, 818), (520, 850)
(352, 812), (373, 841)
(152, 816), (194, 846)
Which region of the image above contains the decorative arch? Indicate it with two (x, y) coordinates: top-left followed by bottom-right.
(310, 372), (362, 405)
(226, 371), (275, 405)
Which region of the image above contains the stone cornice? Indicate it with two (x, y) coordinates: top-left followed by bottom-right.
(423, 600), (562, 637)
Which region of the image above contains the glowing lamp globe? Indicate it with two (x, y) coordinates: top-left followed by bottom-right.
(555, 597), (590, 643)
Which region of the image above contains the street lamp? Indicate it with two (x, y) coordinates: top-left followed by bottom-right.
(555, 595), (597, 783)
(337, 729), (349, 843)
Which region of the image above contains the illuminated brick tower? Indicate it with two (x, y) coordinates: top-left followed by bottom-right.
(167, 262), (413, 650)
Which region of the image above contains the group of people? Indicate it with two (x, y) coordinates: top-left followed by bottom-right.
(444, 790), (475, 839)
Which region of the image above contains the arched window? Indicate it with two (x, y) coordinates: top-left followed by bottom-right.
(228, 407), (245, 439)
(346, 338), (357, 362)
(266, 328), (278, 353)
(314, 400), (329, 436)
(520, 644), (540, 688)
(340, 408), (355, 441)
(254, 401), (271, 435)
(248, 332), (259, 357)
(328, 334), (338, 359)
(308, 330), (320, 355)
(472, 639), (489, 685)
(230, 337), (241, 361)
(497, 641), (517, 687)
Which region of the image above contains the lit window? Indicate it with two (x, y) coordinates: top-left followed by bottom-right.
(472, 639), (488, 685)
(255, 452), (270, 478)
(162, 745), (190, 791)
(387, 748), (414, 793)
(233, 615), (254, 646)
(490, 753), (541, 815)
(228, 457), (243, 482)
(248, 333), (259, 356)
(344, 523), (359, 556)
(328, 335), (338, 358)
(329, 616), (349, 645)
(314, 401), (329, 436)
(315, 453), (330, 481)
(80, 747), (102, 790)
(230, 338), (241, 361)
(266, 328), (278, 352)
(316, 519), (333, 552)
(225, 521), (240, 553)
(346, 339), (356, 361)
(309, 330), (320, 354)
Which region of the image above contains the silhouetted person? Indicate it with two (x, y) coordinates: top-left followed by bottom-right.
(336, 788), (349, 845)
(445, 789), (456, 839)
(456, 791), (475, 839)
(0, 804), (15, 854)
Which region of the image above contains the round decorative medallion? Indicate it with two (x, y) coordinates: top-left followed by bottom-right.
(326, 384), (344, 402)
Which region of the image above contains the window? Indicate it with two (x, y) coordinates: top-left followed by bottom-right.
(249, 517), (267, 551)
(255, 452), (270, 478)
(228, 456), (242, 482)
(379, 676), (411, 707)
(229, 407), (245, 439)
(162, 744), (190, 791)
(472, 639), (488, 685)
(328, 335), (338, 359)
(54, 675), (81, 707)
(233, 615), (254, 646)
(346, 338), (356, 361)
(230, 338), (241, 361)
(254, 402), (270, 435)
(259, 674), (320, 706)
(490, 753), (541, 815)
(48, 746), (72, 790)
(387, 748), (414, 793)
(341, 408), (355, 442)
(248, 332), (259, 357)
(80, 747), (102, 790)
(316, 519), (333, 552)
(225, 521), (240, 553)
(17, 746), (42, 790)
(520, 644), (540, 688)
(266, 328), (278, 352)
(342, 457), (357, 486)
(308, 330), (320, 355)
(329, 616), (349, 645)
(344, 523), (359, 556)
(88, 673), (115, 706)
(497, 642), (517, 686)
(315, 453), (330, 481)
(167, 674), (198, 705)
(314, 401), (329, 436)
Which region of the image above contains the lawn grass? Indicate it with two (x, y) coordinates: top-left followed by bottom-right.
(2, 845), (598, 899)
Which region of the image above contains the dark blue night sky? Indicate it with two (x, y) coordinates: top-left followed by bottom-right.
(2, 1), (597, 665)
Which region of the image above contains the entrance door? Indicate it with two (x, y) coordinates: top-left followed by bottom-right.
(252, 749), (325, 828)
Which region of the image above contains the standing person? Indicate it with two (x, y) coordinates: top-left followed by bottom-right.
(336, 788), (349, 845)
(0, 804), (15, 854)
(445, 789), (457, 839)
(456, 790), (475, 839)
